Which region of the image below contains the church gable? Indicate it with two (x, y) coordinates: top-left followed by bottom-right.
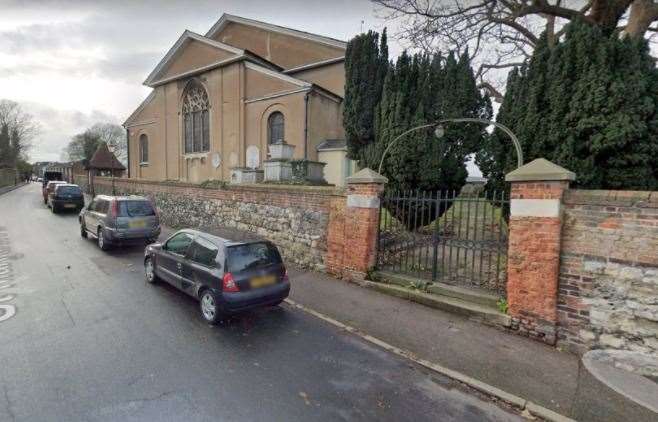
(144, 31), (243, 86)
(160, 39), (236, 80)
(124, 90), (159, 126)
(206, 15), (346, 70)
(244, 63), (310, 100)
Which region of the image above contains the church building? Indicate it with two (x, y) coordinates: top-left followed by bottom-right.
(124, 14), (347, 184)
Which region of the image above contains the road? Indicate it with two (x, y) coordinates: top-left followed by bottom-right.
(0, 183), (522, 422)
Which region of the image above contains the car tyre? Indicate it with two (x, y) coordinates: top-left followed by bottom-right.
(144, 257), (158, 284)
(97, 228), (110, 251)
(199, 290), (223, 325)
(80, 223), (88, 238)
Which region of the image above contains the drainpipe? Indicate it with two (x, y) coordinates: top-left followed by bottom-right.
(125, 127), (130, 178)
(304, 91), (309, 160)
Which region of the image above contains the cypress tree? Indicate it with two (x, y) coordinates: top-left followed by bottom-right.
(343, 30), (388, 162)
(479, 19), (658, 190)
(0, 124), (9, 167)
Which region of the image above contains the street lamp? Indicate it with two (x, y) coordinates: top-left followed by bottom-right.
(377, 118), (523, 175)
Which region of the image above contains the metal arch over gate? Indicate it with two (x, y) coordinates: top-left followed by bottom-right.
(377, 188), (509, 294)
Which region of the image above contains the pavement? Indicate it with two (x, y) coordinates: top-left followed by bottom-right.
(285, 243), (657, 421)
(0, 182), (527, 421)
(0, 182), (28, 196)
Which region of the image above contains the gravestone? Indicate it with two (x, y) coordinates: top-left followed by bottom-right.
(211, 152), (221, 169)
(246, 146), (260, 169)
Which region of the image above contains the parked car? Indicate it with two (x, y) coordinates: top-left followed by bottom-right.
(144, 229), (290, 324)
(79, 195), (161, 250)
(36, 177), (42, 183)
(43, 180), (66, 204)
(48, 184), (84, 213)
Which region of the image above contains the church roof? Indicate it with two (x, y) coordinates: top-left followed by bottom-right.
(205, 14), (347, 49)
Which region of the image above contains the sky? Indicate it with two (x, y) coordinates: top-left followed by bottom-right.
(0, 0), (393, 162)
(0, 0), (484, 175)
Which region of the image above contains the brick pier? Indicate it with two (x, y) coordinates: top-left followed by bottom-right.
(505, 159), (575, 344)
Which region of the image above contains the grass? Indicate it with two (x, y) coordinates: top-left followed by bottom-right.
(380, 193), (508, 239)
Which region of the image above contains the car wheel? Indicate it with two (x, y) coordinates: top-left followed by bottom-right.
(97, 228), (110, 251)
(80, 223), (88, 238)
(200, 290), (222, 325)
(144, 257), (158, 284)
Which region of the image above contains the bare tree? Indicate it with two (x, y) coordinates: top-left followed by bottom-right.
(89, 123), (126, 164)
(0, 99), (39, 161)
(63, 122), (126, 164)
(373, 0), (658, 100)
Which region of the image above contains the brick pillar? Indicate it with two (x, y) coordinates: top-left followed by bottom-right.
(505, 158), (575, 345)
(326, 168), (387, 281)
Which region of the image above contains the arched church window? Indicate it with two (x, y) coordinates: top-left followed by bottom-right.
(139, 134), (149, 163)
(182, 81), (210, 154)
(268, 112), (284, 144)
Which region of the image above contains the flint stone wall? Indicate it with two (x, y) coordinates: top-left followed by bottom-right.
(558, 189), (658, 355)
(76, 176), (340, 270)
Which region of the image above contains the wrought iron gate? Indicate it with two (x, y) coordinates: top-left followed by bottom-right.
(377, 189), (509, 294)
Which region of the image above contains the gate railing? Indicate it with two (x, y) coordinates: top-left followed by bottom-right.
(377, 188), (509, 294)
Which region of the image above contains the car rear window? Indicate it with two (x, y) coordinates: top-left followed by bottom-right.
(227, 242), (282, 273)
(56, 186), (81, 195)
(118, 200), (155, 217)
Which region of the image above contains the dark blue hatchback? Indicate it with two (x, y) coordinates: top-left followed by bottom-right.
(144, 228), (290, 324)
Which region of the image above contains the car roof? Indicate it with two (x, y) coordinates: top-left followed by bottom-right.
(175, 227), (267, 247)
(46, 180), (66, 185)
(94, 194), (150, 201)
(55, 184), (80, 188)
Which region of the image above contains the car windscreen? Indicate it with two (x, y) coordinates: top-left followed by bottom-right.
(117, 200), (155, 217)
(56, 186), (82, 195)
(226, 242), (282, 273)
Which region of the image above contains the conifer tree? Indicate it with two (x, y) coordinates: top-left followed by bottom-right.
(478, 19), (658, 190)
(0, 124), (11, 168)
(343, 30), (388, 162)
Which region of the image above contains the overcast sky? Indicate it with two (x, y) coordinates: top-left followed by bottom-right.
(1, 0), (402, 162)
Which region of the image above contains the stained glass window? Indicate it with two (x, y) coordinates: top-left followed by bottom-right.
(182, 81), (210, 154)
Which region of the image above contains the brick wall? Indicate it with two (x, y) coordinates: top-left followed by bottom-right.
(558, 190), (658, 354)
(77, 176), (341, 270)
(507, 181), (569, 345)
(326, 182), (383, 281)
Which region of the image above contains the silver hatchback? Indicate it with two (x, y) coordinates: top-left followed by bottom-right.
(79, 195), (161, 250)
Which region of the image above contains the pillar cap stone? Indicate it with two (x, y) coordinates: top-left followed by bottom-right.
(505, 158), (575, 182)
(346, 168), (388, 184)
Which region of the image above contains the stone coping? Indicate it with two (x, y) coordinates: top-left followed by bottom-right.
(346, 168), (388, 184)
(505, 158), (575, 182)
(90, 176), (344, 196)
(564, 189), (658, 208)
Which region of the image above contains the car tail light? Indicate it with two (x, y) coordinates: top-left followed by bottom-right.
(222, 272), (239, 292)
(110, 199), (119, 218)
(282, 267), (289, 282)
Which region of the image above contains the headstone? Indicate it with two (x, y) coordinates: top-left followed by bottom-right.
(211, 152), (221, 169)
(246, 146), (260, 169)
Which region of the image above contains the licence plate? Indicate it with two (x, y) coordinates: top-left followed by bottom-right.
(129, 220), (146, 229)
(250, 275), (276, 289)
(64, 204), (76, 208)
